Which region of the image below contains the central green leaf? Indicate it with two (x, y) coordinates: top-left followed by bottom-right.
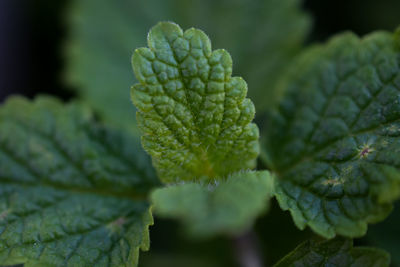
(131, 22), (259, 183)
(0, 97), (159, 267)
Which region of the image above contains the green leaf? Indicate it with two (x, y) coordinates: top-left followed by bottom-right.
(0, 97), (160, 267)
(65, 0), (310, 131)
(151, 171), (273, 237)
(265, 29), (400, 238)
(65, 0), (146, 134)
(131, 22), (259, 183)
(274, 237), (390, 267)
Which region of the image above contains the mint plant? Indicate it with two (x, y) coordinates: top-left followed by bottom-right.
(1, 4), (400, 267)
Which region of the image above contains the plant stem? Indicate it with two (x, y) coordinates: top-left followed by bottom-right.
(233, 230), (265, 267)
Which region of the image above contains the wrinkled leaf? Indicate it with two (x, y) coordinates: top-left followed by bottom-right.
(274, 237), (390, 267)
(0, 97), (159, 267)
(151, 171), (273, 237)
(265, 29), (400, 238)
(131, 22), (259, 183)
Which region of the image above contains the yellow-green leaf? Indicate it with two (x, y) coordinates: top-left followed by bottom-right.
(131, 22), (259, 183)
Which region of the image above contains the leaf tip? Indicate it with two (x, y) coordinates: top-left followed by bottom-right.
(147, 21), (183, 49)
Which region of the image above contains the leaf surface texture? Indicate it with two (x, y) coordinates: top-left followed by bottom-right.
(131, 22), (259, 183)
(0, 97), (159, 267)
(265, 30), (400, 238)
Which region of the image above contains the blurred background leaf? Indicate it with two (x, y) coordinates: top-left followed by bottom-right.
(64, 0), (310, 134)
(151, 171), (273, 238)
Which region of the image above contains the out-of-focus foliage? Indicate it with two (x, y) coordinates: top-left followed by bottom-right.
(274, 237), (390, 267)
(265, 29), (400, 238)
(65, 0), (310, 134)
(152, 171), (273, 237)
(0, 97), (159, 267)
(131, 22), (259, 183)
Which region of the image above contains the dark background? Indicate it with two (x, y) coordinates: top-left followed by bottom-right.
(1, 0), (400, 103)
